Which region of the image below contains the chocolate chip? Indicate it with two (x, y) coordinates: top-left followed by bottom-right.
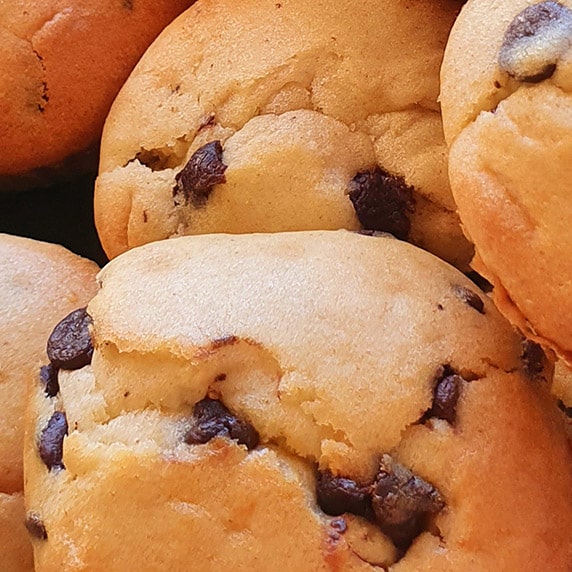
(39, 364), (59, 398)
(521, 339), (547, 380)
(316, 471), (371, 518)
(453, 284), (485, 314)
(429, 367), (464, 425)
(558, 399), (572, 417)
(498, 2), (572, 83)
(348, 166), (415, 240)
(371, 455), (444, 550)
(25, 513), (47, 540)
(185, 398), (259, 450)
(173, 141), (227, 207)
(46, 308), (93, 370)
(38, 411), (68, 471)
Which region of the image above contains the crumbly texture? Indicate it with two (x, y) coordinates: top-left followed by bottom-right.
(94, 0), (472, 269)
(0, 0), (195, 180)
(25, 231), (572, 571)
(440, 0), (572, 362)
(0, 234), (98, 570)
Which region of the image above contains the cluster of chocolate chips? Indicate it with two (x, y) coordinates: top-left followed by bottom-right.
(317, 455), (444, 552)
(38, 307), (94, 472)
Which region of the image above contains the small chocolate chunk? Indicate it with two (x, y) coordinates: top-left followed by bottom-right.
(371, 455), (444, 550)
(316, 471), (371, 518)
(39, 364), (59, 398)
(558, 399), (572, 418)
(25, 512), (48, 540)
(185, 398), (259, 450)
(25, 513), (48, 540)
(430, 367), (464, 424)
(453, 284), (485, 314)
(173, 141), (227, 207)
(38, 411), (68, 471)
(499, 2), (572, 83)
(46, 308), (93, 370)
(348, 166), (415, 240)
(521, 339), (547, 380)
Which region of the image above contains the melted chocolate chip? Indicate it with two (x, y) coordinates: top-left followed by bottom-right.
(453, 284), (485, 314)
(185, 398), (259, 450)
(39, 364), (59, 398)
(38, 411), (68, 471)
(173, 141), (227, 207)
(499, 2), (572, 83)
(25, 513), (47, 540)
(316, 471), (371, 518)
(46, 308), (93, 370)
(429, 371), (463, 425)
(348, 166), (415, 240)
(371, 455), (444, 550)
(521, 339), (547, 380)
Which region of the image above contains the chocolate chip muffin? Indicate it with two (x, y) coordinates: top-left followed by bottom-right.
(0, 0), (195, 188)
(0, 234), (98, 571)
(25, 231), (572, 571)
(94, 0), (472, 269)
(440, 0), (572, 363)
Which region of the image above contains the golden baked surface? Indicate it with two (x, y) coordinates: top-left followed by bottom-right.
(440, 0), (572, 361)
(25, 231), (572, 571)
(0, 234), (98, 571)
(0, 0), (195, 177)
(95, 0), (472, 268)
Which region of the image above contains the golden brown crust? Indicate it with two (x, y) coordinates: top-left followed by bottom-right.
(441, 0), (572, 360)
(0, 0), (195, 178)
(0, 493), (34, 572)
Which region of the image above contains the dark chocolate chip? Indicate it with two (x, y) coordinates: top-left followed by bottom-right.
(46, 308), (93, 370)
(498, 1), (572, 83)
(453, 284), (485, 314)
(521, 339), (547, 380)
(38, 411), (68, 471)
(348, 166), (415, 240)
(371, 455), (444, 550)
(39, 364), (59, 398)
(558, 399), (572, 417)
(173, 141), (227, 207)
(316, 471), (371, 518)
(185, 398), (259, 450)
(25, 513), (47, 540)
(464, 270), (493, 294)
(429, 368), (464, 425)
